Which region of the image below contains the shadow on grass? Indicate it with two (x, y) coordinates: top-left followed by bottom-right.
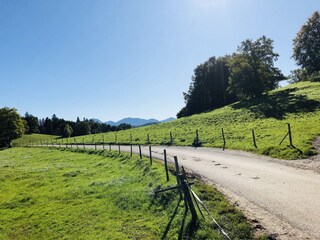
(161, 197), (198, 240)
(161, 198), (182, 240)
(231, 88), (320, 119)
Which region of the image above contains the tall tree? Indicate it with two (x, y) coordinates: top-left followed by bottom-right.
(23, 112), (39, 134)
(293, 11), (320, 74)
(63, 124), (73, 138)
(177, 56), (236, 118)
(0, 107), (26, 147)
(227, 36), (284, 99)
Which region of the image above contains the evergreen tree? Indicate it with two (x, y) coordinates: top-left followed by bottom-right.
(177, 56), (236, 118)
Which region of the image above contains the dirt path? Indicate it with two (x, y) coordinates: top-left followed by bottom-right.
(97, 144), (320, 240)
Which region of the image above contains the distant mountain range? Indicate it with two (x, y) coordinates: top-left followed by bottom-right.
(91, 117), (175, 127)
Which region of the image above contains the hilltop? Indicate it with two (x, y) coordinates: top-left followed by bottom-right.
(24, 81), (320, 160)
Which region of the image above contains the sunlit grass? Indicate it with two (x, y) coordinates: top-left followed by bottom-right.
(57, 81), (320, 160)
(20, 82), (320, 159)
(0, 147), (257, 239)
(12, 134), (59, 146)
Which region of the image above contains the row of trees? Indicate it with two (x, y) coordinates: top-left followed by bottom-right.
(0, 109), (132, 148)
(178, 11), (320, 118)
(23, 113), (131, 138)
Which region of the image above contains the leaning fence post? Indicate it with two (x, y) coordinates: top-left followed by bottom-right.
(164, 149), (169, 181)
(252, 129), (257, 148)
(181, 166), (198, 224)
(279, 123), (293, 146)
(288, 123), (293, 147)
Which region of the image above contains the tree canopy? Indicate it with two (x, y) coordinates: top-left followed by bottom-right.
(293, 11), (320, 74)
(0, 107), (26, 147)
(177, 56), (237, 118)
(177, 36), (285, 117)
(23, 112), (40, 134)
(227, 36), (284, 99)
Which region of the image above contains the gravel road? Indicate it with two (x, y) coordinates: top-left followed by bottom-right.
(62, 143), (320, 239)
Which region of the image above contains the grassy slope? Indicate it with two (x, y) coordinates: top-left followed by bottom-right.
(12, 134), (59, 146)
(20, 82), (319, 159)
(0, 147), (256, 240)
(64, 81), (320, 160)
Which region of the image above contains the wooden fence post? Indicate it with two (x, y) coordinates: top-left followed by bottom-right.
(180, 166), (198, 224)
(221, 128), (226, 150)
(118, 144), (121, 154)
(252, 129), (257, 148)
(149, 146), (152, 165)
(173, 156), (182, 198)
(279, 123), (293, 146)
(164, 149), (169, 181)
(288, 123), (293, 147)
(139, 145), (142, 159)
(130, 144), (133, 157)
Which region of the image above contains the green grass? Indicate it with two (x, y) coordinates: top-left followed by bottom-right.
(55, 81), (320, 160)
(0, 147), (258, 239)
(18, 82), (319, 159)
(12, 134), (60, 147)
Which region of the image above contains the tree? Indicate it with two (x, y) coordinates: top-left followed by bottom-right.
(74, 121), (91, 136)
(293, 11), (320, 74)
(227, 36), (284, 99)
(177, 56), (237, 118)
(0, 107), (26, 147)
(23, 112), (40, 134)
(63, 124), (73, 138)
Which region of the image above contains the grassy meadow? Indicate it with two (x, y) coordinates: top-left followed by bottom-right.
(0, 147), (259, 240)
(13, 81), (320, 160)
(54, 81), (320, 160)
(12, 134), (59, 147)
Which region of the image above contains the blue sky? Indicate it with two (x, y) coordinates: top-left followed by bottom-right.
(0, 0), (319, 121)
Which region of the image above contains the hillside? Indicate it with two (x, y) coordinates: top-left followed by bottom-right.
(32, 81), (320, 159)
(12, 134), (59, 147)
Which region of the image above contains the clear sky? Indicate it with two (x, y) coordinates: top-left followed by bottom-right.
(0, 0), (319, 122)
